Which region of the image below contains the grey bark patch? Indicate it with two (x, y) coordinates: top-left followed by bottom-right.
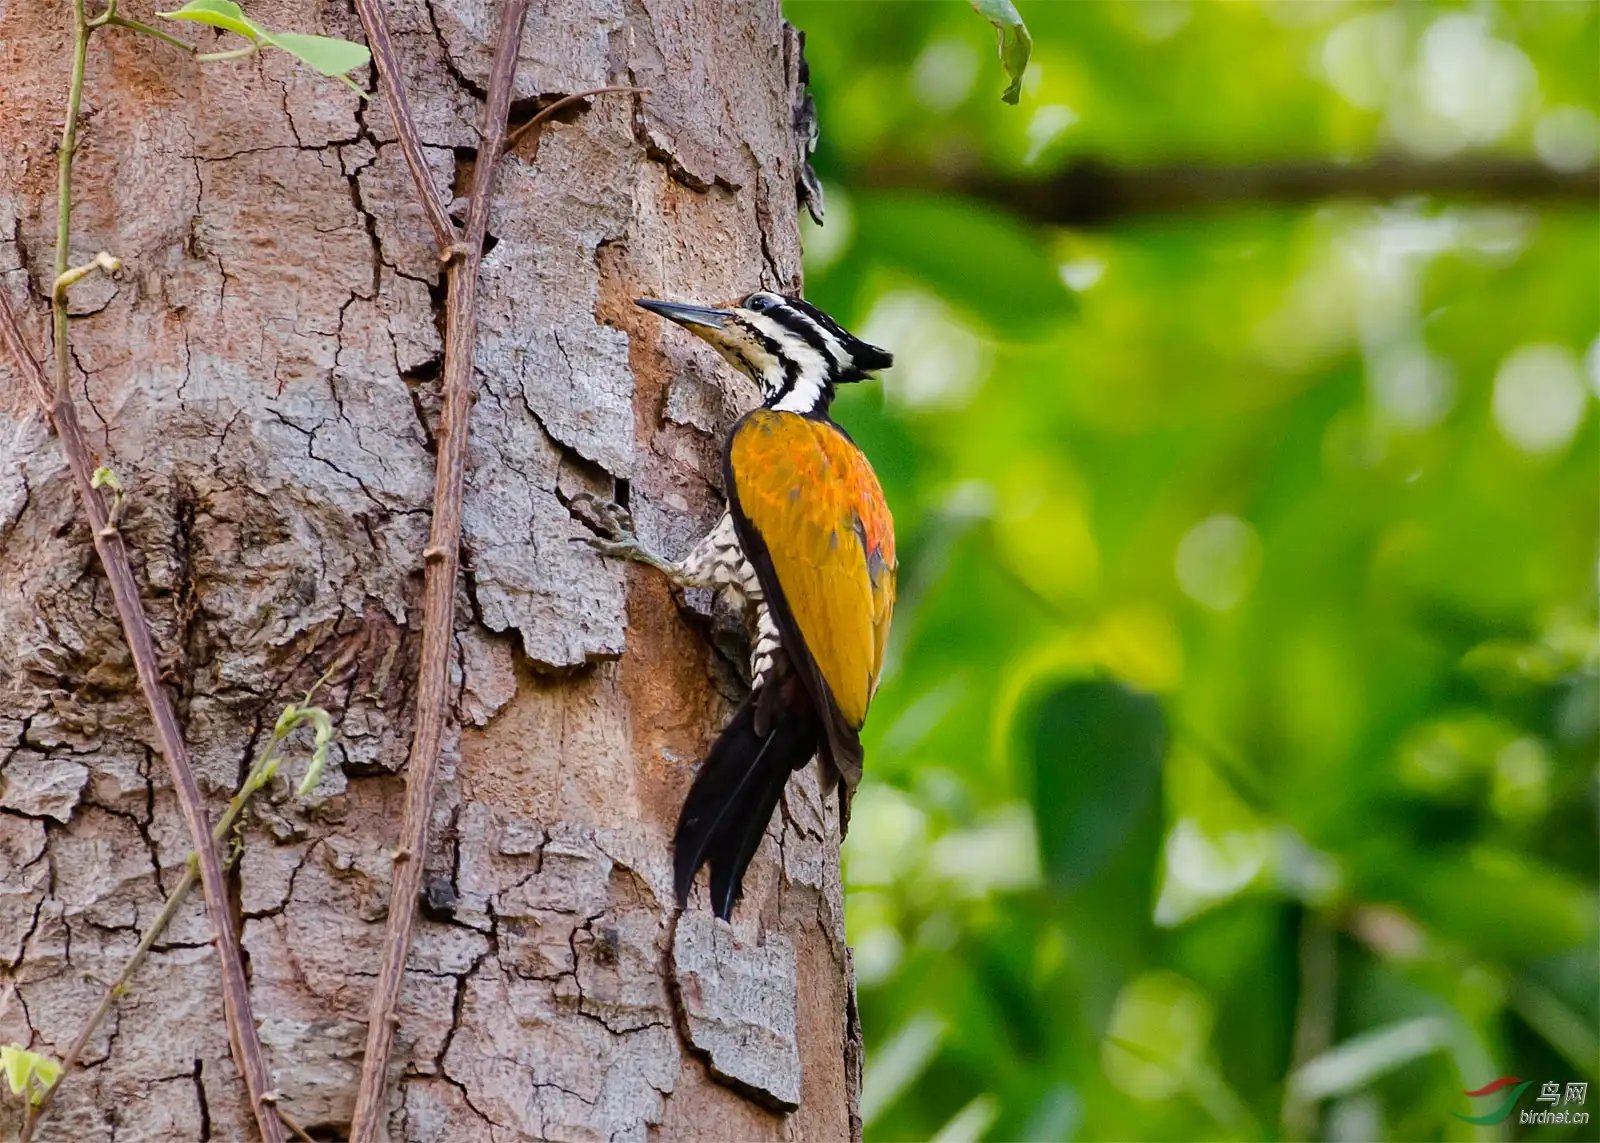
(442, 815), (681, 1140)
(0, 754), (90, 821)
(0, 814), (48, 963)
(665, 369), (730, 435)
(434, 0), (624, 96)
(456, 629), (516, 727)
(477, 121), (637, 476)
(671, 913), (802, 1112)
(460, 398), (626, 669)
(257, 1016), (368, 1130)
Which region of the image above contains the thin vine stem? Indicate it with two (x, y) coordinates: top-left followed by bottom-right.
(195, 41), (260, 62)
(106, 14), (196, 51)
(345, 0), (531, 1133)
(15, 659), (347, 1140)
(52, 0), (91, 405)
(22, 1), (287, 1137)
(502, 85), (647, 153)
(20, 754), (270, 1140)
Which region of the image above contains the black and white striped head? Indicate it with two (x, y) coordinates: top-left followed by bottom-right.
(635, 291), (893, 415)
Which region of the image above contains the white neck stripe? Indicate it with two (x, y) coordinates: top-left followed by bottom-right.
(746, 312), (833, 412)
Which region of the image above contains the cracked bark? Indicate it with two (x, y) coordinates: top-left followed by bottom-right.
(2, 0), (857, 1139)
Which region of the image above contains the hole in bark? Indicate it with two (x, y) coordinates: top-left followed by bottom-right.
(481, 232), (500, 258)
(403, 358), (441, 386)
(505, 93), (597, 157)
(506, 97), (541, 136)
(403, 357), (443, 454)
(451, 147), (477, 210)
(424, 275), (448, 346)
(192, 1059), (211, 1140)
(420, 871), (458, 921)
(615, 478), (631, 512)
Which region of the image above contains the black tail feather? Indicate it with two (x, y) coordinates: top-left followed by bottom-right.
(673, 686), (817, 920)
(707, 753), (793, 919)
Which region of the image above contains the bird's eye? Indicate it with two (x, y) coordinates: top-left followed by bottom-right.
(745, 292), (775, 311)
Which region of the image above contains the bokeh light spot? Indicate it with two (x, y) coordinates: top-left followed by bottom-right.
(1059, 257), (1106, 292)
(911, 37), (979, 112)
(1320, 10), (1405, 111)
(1154, 818), (1268, 927)
(1024, 104), (1079, 165)
(844, 785), (928, 889)
(1533, 105), (1600, 173)
(799, 182), (853, 275)
(1492, 342), (1588, 455)
(1369, 343), (1456, 429)
(1175, 515), (1262, 612)
(858, 290), (991, 411)
(1491, 737), (1551, 823)
(1102, 972), (1213, 1102)
(1392, 15), (1536, 157)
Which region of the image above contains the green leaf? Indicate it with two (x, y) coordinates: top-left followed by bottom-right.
(156, 0), (264, 40)
(1, 1044), (26, 1097)
(262, 32), (371, 77)
(297, 705), (334, 794)
(1286, 1017), (1452, 1103)
(1362, 849), (1595, 959)
(1021, 677), (1167, 888)
(273, 702), (300, 739)
(968, 0), (1032, 105)
(1, 1044), (62, 1105)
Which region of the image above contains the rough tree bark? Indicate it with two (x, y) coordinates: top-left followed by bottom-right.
(0, 0), (860, 1138)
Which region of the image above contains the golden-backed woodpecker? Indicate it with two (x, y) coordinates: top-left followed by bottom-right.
(580, 291), (896, 919)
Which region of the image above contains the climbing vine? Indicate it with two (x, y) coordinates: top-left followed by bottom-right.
(0, 3), (366, 1140)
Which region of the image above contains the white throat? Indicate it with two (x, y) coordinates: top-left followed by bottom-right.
(772, 372), (829, 413)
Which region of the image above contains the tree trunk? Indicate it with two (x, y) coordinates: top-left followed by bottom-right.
(0, 0), (859, 1138)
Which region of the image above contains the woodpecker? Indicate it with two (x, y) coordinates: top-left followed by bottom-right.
(578, 291), (895, 919)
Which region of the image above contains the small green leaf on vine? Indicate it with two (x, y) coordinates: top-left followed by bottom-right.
(268, 700), (337, 795)
(298, 705), (334, 795)
(273, 701), (302, 739)
(157, 0), (264, 40)
(264, 32), (370, 78)
(158, 0), (371, 94)
(2, 1044), (62, 1106)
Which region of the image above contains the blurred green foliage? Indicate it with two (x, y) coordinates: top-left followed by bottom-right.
(783, 1), (1599, 1139)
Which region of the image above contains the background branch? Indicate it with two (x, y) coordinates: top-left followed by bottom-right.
(851, 154), (1600, 226)
(346, 0), (530, 1135)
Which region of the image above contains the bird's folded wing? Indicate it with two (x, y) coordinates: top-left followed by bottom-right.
(728, 410), (896, 731)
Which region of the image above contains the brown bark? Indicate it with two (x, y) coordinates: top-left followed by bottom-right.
(0, 0), (857, 1139)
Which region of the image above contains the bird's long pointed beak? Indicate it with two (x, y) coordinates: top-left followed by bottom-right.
(635, 297), (732, 332)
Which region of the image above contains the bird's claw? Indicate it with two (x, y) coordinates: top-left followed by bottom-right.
(569, 492), (680, 577)
(569, 491), (635, 542)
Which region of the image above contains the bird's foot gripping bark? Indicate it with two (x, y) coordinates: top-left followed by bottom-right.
(571, 492), (695, 586)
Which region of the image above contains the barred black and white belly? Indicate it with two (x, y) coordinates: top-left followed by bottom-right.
(678, 511), (785, 688)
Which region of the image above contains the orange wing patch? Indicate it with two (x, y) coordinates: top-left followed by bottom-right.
(729, 410), (896, 730)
